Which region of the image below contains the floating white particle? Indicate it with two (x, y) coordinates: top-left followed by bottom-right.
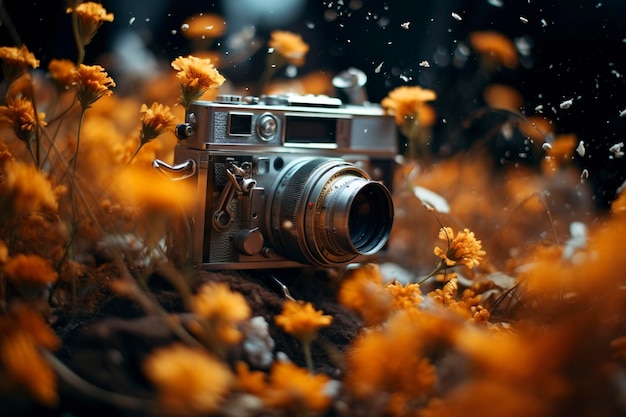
(181, 23), (190, 31)
(535, 104), (544, 113)
(451, 12), (462, 21)
(520, 16), (529, 24)
(541, 18), (548, 27)
(542, 142), (552, 151)
(401, 21), (411, 29)
(609, 142), (624, 158)
(620, 109), (626, 117)
(560, 98), (574, 109)
(419, 60), (430, 67)
(576, 140), (586, 157)
(487, 0), (503, 7)
(306, 21), (315, 29)
(374, 62), (384, 73)
(129, 17), (136, 25)
(580, 169), (589, 180)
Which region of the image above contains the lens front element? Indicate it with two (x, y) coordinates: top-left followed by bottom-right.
(268, 158), (394, 266)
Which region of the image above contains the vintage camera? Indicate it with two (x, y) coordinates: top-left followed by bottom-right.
(153, 93), (397, 270)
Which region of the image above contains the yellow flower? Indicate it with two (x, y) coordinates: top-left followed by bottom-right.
(433, 227), (486, 269)
(262, 361), (332, 413)
(469, 30), (519, 70)
(192, 282), (251, 344)
(72, 64), (116, 110)
(0, 97), (46, 145)
(138, 102), (175, 147)
(48, 58), (77, 91)
(268, 30), (310, 66)
(0, 45), (39, 85)
(337, 263), (393, 326)
(385, 280), (423, 311)
(275, 300), (332, 345)
(2, 253), (59, 284)
(381, 85), (437, 127)
(0, 160), (58, 217)
(67, 1), (114, 46)
(142, 343), (233, 416)
(171, 55), (225, 110)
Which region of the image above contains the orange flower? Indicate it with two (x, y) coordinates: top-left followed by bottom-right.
(261, 361), (332, 413)
(171, 55), (225, 110)
(344, 311), (437, 403)
(192, 282), (251, 344)
(381, 85), (437, 127)
(0, 97), (46, 145)
(0, 45), (39, 85)
(337, 263), (393, 326)
(433, 227), (486, 269)
(0, 160), (58, 217)
(268, 30), (310, 66)
(275, 300), (332, 345)
(2, 253), (59, 284)
(139, 102), (176, 147)
(469, 31), (519, 69)
(142, 343), (233, 415)
(385, 280), (423, 311)
(48, 59), (77, 91)
(72, 64), (116, 110)
(0, 323), (58, 406)
(67, 1), (114, 46)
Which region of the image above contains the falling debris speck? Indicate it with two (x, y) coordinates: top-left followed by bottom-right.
(560, 98), (574, 109)
(542, 142), (552, 151)
(181, 23), (190, 32)
(374, 62), (384, 73)
(620, 109), (626, 117)
(520, 16), (529, 24)
(487, 0), (504, 7)
(401, 22), (411, 29)
(451, 12), (463, 21)
(609, 142), (624, 158)
(419, 60), (431, 68)
(541, 18), (548, 27)
(576, 140), (586, 157)
(129, 17), (136, 25)
(535, 104), (544, 113)
(580, 169), (589, 180)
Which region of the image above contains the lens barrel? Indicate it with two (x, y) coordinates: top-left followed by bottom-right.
(268, 158), (393, 266)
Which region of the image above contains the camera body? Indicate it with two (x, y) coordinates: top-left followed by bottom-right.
(154, 93), (397, 270)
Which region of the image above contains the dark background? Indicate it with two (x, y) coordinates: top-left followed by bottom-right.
(1, 0), (625, 209)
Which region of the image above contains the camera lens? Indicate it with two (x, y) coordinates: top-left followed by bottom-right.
(267, 158), (394, 266)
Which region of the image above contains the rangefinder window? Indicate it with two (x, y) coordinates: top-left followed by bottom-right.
(285, 115), (336, 144)
(228, 113), (253, 136)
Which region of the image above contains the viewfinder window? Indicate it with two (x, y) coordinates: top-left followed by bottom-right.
(229, 113), (253, 136)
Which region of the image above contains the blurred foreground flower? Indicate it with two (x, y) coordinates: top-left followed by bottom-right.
(171, 55), (225, 112)
(0, 97), (47, 160)
(338, 263), (393, 326)
(0, 306), (60, 407)
(143, 343), (233, 417)
(275, 299), (332, 370)
(0, 160), (58, 219)
(191, 281), (251, 349)
(236, 360), (333, 415)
